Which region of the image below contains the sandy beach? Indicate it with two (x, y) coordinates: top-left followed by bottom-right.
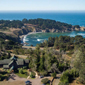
(19, 32), (43, 47)
(19, 32), (42, 39)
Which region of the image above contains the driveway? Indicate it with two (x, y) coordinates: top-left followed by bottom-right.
(0, 73), (42, 85)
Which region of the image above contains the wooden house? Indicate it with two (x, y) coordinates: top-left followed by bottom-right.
(0, 55), (29, 70)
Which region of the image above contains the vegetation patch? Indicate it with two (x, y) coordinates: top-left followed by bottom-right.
(15, 68), (28, 78)
(0, 71), (9, 81)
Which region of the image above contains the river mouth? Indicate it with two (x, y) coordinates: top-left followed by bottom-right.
(22, 31), (85, 46)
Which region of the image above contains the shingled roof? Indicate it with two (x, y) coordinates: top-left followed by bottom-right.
(24, 59), (29, 64)
(0, 59), (11, 65)
(17, 59), (24, 65)
(10, 55), (17, 60)
(3, 65), (9, 69)
(0, 55), (29, 69)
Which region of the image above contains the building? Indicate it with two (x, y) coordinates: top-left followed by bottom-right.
(0, 55), (29, 70)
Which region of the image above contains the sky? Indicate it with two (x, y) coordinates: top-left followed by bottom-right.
(0, 0), (85, 11)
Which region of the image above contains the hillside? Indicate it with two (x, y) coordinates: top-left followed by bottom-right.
(0, 31), (85, 85)
(0, 18), (85, 38)
(0, 32), (21, 51)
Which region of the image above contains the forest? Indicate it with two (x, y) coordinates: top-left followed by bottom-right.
(38, 35), (85, 51)
(0, 18), (80, 31)
(12, 35), (85, 85)
(0, 33), (85, 84)
(0, 32), (22, 60)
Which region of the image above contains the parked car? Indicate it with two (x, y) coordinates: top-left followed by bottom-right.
(25, 80), (30, 85)
(39, 76), (44, 78)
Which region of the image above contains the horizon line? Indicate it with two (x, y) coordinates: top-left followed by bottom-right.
(0, 10), (85, 12)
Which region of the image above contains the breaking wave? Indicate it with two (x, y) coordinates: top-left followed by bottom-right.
(37, 39), (44, 42)
(77, 33), (85, 36)
(23, 35), (29, 43)
(68, 34), (76, 37)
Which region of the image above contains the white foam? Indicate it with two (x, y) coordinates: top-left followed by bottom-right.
(77, 33), (85, 36)
(22, 32), (42, 44)
(69, 34), (76, 37)
(25, 39), (29, 41)
(37, 39), (41, 41)
(37, 39), (45, 42)
(23, 35), (29, 43)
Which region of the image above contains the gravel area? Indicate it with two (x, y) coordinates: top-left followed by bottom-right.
(0, 73), (42, 85)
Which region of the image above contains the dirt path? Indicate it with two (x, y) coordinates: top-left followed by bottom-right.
(53, 78), (60, 85)
(53, 74), (61, 85)
(0, 81), (26, 85)
(22, 46), (44, 50)
(28, 78), (42, 85)
(10, 53), (27, 59)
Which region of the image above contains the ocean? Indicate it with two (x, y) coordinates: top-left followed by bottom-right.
(0, 11), (85, 46)
(0, 11), (85, 26)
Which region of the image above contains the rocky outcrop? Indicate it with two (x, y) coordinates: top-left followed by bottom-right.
(74, 27), (80, 31)
(80, 27), (85, 31)
(12, 24), (84, 37)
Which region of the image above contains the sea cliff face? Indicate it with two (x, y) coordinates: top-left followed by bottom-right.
(12, 26), (84, 37)
(0, 18), (84, 37)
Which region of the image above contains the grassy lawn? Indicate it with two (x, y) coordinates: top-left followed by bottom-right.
(15, 69), (28, 78)
(15, 73), (28, 78)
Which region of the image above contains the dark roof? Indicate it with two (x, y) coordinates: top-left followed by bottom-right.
(0, 58), (29, 66)
(10, 66), (14, 70)
(3, 65), (9, 69)
(0, 59), (11, 65)
(24, 59), (29, 64)
(8, 61), (14, 66)
(10, 55), (17, 60)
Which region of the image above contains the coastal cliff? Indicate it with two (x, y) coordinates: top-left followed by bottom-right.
(0, 18), (85, 39)
(12, 19), (85, 36)
(12, 25), (84, 36)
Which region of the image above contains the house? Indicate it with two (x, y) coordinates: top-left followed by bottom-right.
(0, 55), (29, 70)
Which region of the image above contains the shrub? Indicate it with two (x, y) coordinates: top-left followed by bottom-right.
(19, 68), (24, 74)
(30, 72), (35, 78)
(58, 63), (65, 72)
(58, 82), (69, 85)
(39, 70), (48, 76)
(59, 68), (79, 84)
(41, 78), (49, 84)
(51, 72), (56, 78)
(46, 84), (50, 85)
(23, 66), (27, 69)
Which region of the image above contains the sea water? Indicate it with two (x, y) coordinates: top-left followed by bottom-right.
(24, 31), (85, 46)
(0, 11), (85, 26)
(0, 11), (85, 46)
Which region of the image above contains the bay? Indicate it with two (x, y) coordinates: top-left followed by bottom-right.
(0, 11), (85, 46)
(24, 31), (85, 46)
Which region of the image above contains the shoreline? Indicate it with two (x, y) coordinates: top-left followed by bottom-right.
(19, 32), (43, 46)
(19, 30), (85, 47)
